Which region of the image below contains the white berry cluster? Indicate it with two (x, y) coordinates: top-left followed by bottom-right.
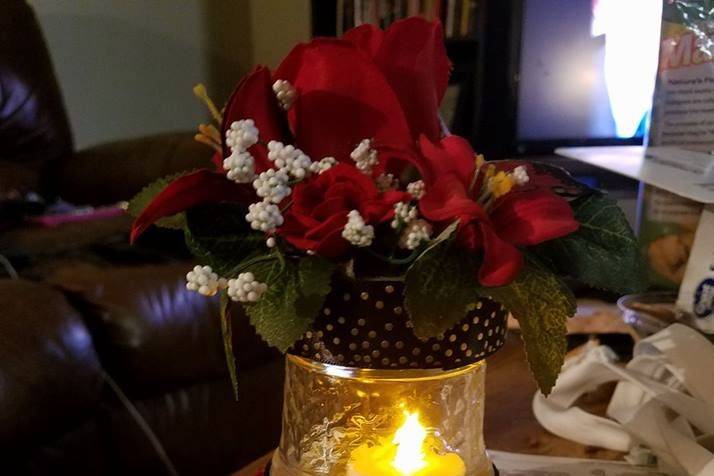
(246, 201), (284, 232)
(225, 119), (259, 152)
(511, 165), (530, 186)
(399, 219), (433, 250)
(227, 272), (268, 302)
(186, 265), (227, 296)
(342, 210), (374, 247)
(253, 169), (291, 203)
(224, 119), (259, 183)
(309, 156), (337, 175)
(272, 79), (297, 110)
(267, 141), (312, 179)
(407, 180), (426, 199)
(223, 151), (255, 183)
(391, 201), (418, 229)
(350, 139), (379, 174)
(375, 173), (399, 192)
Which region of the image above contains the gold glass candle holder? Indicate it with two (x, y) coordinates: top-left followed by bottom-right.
(270, 355), (493, 476)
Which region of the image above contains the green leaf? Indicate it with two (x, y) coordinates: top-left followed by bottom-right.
(126, 171), (193, 229)
(404, 236), (479, 339)
(244, 254), (335, 352)
(418, 219), (459, 258)
(535, 193), (647, 294)
(296, 256), (336, 320)
(184, 203), (263, 275)
(481, 256), (576, 395)
(219, 291), (239, 400)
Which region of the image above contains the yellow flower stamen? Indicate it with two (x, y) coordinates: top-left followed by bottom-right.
(474, 154), (485, 168)
(488, 171), (514, 199)
(198, 123), (221, 143)
(194, 132), (222, 152)
(193, 83), (223, 123)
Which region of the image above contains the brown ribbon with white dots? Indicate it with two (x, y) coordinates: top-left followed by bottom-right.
(291, 276), (509, 370)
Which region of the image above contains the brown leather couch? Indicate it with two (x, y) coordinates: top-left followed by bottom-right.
(1, 2), (283, 475)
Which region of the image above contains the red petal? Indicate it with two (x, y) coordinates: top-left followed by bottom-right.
(210, 150), (223, 171)
(381, 189), (412, 205)
(304, 213), (347, 241)
(420, 174), (486, 222)
(457, 222), (482, 251)
(417, 135), (475, 187)
(361, 190), (410, 223)
(491, 190), (580, 246)
(314, 227), (350, 258)
(312, 196), (348, 221)
(477, 222), (524, 287)
(325, 164), (379, 198)
(372, 145), (423, 179)
(274, 39), (412, 162)
(222, 66), (291, 171)
(374, 18), (451, 141)
(130, 170), (254, 243)
(342, 24), (384, 58)
(280, 211), (350, 258)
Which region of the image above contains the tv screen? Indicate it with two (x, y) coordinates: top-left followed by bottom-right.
(516, 0), (662, 146)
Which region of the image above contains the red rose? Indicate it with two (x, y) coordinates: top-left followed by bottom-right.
(278, 164), (407, 258)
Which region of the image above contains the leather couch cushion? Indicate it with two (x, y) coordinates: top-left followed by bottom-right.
(106, 361), (284, 475)
(0, 279), (102, 451)
(55, 132), (212, 205)
(0, 0), (73, 197)
(49, 263), (279, 397)
(19, 419), (107, 476)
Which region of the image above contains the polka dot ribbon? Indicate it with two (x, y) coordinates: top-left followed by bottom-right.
(292, 277), (509, 370)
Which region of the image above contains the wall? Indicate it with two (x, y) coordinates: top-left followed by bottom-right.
(29, 0), (311, 149)
(249, 0), (312, 69)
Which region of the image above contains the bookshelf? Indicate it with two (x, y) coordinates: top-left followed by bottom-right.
(311, 0), (484, 145)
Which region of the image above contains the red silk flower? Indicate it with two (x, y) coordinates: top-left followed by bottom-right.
(221, 17), (450, 166)
(343, 19), (451, 142)
(417, 135), (580, 287)
(278, 164), (408, 257)
(130, 19), (455, 247)
(130, 170), (255, 243)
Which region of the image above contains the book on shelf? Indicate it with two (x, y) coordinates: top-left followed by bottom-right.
(334, 0), (479, 39)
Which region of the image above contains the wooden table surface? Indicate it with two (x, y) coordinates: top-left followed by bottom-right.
(234, 336), (622, 475)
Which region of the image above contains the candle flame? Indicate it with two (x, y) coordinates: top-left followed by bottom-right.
(392, 411), (427, 474)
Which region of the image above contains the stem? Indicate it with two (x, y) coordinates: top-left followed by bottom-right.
(366, 247), (422, 266)
(280, 200), (293, 213)
(467, 167), (481, 196)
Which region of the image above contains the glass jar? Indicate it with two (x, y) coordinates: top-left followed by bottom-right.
(270, 354), (493, 476)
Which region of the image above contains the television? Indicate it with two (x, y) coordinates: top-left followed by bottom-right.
(480, 0), (662, 156)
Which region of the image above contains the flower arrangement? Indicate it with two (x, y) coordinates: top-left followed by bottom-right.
(129, 18), (645, 396)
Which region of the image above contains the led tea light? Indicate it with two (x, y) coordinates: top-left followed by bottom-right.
(347, 411), (466, 476)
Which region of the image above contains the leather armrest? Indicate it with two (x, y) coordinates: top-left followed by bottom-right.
(0, 279), (103, 451)
(47, 263), (279, 398)
(55, 132), (214, 205)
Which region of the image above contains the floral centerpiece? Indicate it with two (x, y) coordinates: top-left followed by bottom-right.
(129, 18), (645, 476)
